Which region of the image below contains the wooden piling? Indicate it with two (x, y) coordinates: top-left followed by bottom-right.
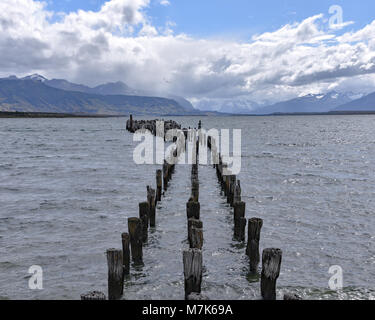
(81, 291), (106, 300)
(121, 233), (130, 276)
(163, 161), (169, 191)
(233, 201), (246, 241)
(191, 179), (199, 202)
(190, 225), (204, 250)
(183, 249), (203, 300)
(147, 186), (156, 227)
(187, 200), (200, 220)
(233, 180), (242, 204)
(247, 218), (263, 273)
(261, 248), (282, 300)
(106, 249), (124, 300)
(139, 202), (149, 243)
(188, 219), (203, 245)
(128, 218), (143, 265)
(156, 170), (162, 202)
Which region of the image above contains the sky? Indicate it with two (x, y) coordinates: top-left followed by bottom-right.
(1, 0), (375, 108)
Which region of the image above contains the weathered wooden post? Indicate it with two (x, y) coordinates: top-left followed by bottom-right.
(106, 249), (124, 300)
(121, 233), (130, 276)
(227, 175), (236, 206)
(128, 217), (143, 265)
(139, 202), (149, 243)
(81, 291), (106, 300)
(261, 248), (282, 300)
(187, 199), (200, 220)
(190, 225), (204, 250)
(188, 219), (203, 245)
(191, 179), (199, 202)
(183, 249), (203, 300)
(163, 161), (169, 191)
(156, 170), (162, 202)
(129, 114), (133, 132)
(247, 218), (263, 273)
(234, 201), (246, 241)
(233, 180), (241, 205)
(147, 186), (156, 227)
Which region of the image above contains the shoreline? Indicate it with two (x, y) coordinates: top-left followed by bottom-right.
(1, 110), (375, 118)
(0, 111), (126, 118)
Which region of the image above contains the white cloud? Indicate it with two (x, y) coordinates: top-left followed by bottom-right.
(160, 0), (170, 6)
(1, 0), (375, 109)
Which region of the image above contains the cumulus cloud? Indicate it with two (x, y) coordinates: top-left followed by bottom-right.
(160, 0), (171, 6)
(1, 0), (375, 108)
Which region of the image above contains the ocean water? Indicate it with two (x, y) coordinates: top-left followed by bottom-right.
(0, 115), (374, 300)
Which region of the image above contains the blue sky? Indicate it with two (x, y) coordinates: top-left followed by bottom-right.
(1, 0), (375, 107)
(45, 0), (375, 40)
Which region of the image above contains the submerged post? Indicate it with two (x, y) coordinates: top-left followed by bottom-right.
(247, 218), (263, 273)
(183, 249), (203, 300)
(128, 217), (143, 265)
(261, 248), (282, 300)
(81, 291), (106, 300)
(106, 249), (124, 300)
(121, 233), (130, 276)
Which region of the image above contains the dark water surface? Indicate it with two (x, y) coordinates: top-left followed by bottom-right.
(0, 116), (374, 300)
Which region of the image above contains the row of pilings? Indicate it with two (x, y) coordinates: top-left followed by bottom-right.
(207, 134), (299, 300)
(81, 116), (182, 301)
(81, 117), (300, 301)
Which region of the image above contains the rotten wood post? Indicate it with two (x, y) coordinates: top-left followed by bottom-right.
(81, 291), (106, 300)
(188, 219), (203, 245)
(183, 249), (203, 300)
(247, 218), (263, 273)
(128, 217), (143, 265)
(139, 202), (149, 243)
(156, 170), (162, 202)
(187, 199), (200, 220)
(190, 224), (204, 250)
(233, 180), (241, 205)
(163, 161), (169, 191)
(121, 233), (130, 276)
(234, 201), (246, 241)
(261, 248), (282, 300)
(147, 186), (156, 227)
(106, 249), (124, 300)
(191, 179), (199, 202)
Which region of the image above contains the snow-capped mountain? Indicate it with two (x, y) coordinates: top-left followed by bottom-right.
(21, 74), (48, 82)
(253, 91), (353, 114)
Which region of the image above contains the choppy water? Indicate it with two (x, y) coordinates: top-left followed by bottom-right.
(0, 115), (374, 300)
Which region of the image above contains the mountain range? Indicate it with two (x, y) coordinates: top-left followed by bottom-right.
(1, 74), (375, 115)
(0, 74), (198, 116)
(253, 92), (353, 114)
(194, 91), (375, 114)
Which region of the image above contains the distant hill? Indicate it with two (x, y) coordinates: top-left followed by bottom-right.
(334, 91), (375, 111)
(0, 78), (190, 115)
(44, 77), (196, 112)
(254, 92), (352, 114)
